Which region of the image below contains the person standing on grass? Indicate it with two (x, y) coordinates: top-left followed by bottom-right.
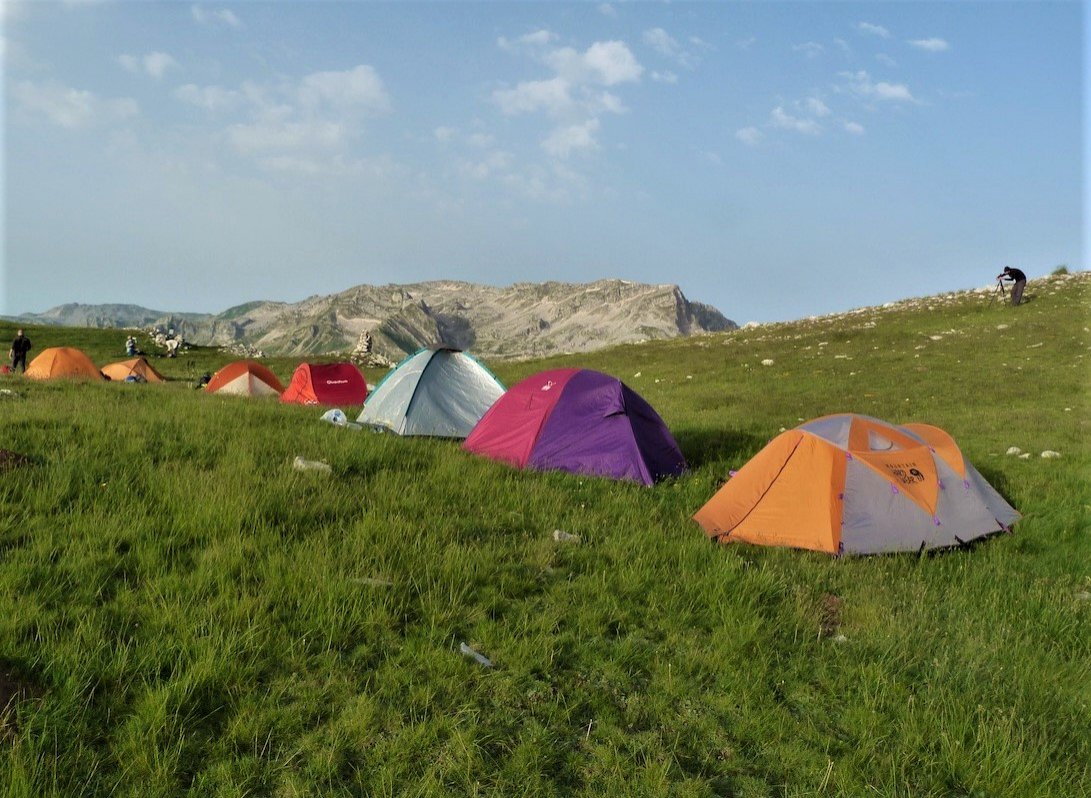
(996, 266), (1027, 306)
(8, 329), (31, 373)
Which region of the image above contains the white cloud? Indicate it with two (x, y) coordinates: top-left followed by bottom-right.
(498, 29), (557, 53)
(856, 22), (890, 38)
(228, 118), (344, 155)
(876, 53), (898, 67)
(144, 51), (178, 79)
(542, 119), (601, 158)
(770, 106), (821, 135)
(908, 37), (950, 52)
(297, 65), (390, 113)
(793, 42), (824, 58)
(12, 79), (138, 128)
(175, 83), (240, 111)
(643, 27), (699, 69)
(644, 27), (679, 57)
(191, 5), (242, 28)
(805, 97), (831, 117)
(598, 3), (617, 17)
(433, 126), (457, 143)
(546, 40), (643, 85)
(736, 37), (756, 51)
(839, 70), (915, 102)
(844, 121), (866, 135)
(456, 150), (515, 180)
(118, 51), (180, 79)
(494, 77), (572, 117)
(735, 126), (762, 146)
(651, 70), (678, 84)
(466, 132), (495, 148)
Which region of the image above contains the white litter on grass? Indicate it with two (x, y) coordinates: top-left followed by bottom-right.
(1028, 343), (1044, 349)
(832, 634), (848, 644)
(293, 456), (332, 474)
(686, 375), (693, 380)
(1018, 453), (1031, 460)
(761, 359), (775, 366)
(459, 643), (494, 668)
(633, 371), (642, 378)
(552, 529), (581, 543)
(996, 324), (1009, 330)
(1040, 451), (1062, 459)
(1065, 408), (1072, 412)
(1006, 447), (1023, 456)
(929, 335), (943, 341)
(321, 408), (348, 425)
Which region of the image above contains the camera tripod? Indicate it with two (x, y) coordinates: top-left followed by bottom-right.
(988, 279), (1007, 307)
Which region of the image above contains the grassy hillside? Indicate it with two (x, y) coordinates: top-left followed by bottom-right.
(0, 273), (1087, 797)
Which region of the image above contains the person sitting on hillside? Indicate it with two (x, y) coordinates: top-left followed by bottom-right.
(996, 266), (1027, 306)
(8, 329), (32, 373)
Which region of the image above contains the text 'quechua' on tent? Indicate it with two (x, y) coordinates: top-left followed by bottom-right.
(25, 347), (103, 381)
(357, 347), (504, 438)
(463, 368), (687, 486)
(281, 362), (369, 406)
(693, 413), (1020, 555)
(204, 360), (284, 397)
(101, 357), (165, 383)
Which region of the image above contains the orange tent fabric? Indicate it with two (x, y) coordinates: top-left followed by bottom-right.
(101, 357), (165, 383)
(25, 347), (103, 381)
(693, 413), (1020, 555)
(205, 360), (284, 397)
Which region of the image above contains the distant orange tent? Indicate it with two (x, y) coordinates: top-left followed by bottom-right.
(205, 360), (284, 397)
(25, 347), (103, 381)
(693, 414), (1020, 555)
(101, 357), (165, 383)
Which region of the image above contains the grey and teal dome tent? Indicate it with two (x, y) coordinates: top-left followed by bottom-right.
(357, 347), (505, 438)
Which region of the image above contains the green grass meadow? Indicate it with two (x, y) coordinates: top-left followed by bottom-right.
(0, 273), (1088, 797)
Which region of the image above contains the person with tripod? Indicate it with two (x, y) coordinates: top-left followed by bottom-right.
(996, 266), (1027, 306)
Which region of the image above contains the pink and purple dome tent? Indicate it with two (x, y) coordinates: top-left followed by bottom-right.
(463, 368), (687, 486)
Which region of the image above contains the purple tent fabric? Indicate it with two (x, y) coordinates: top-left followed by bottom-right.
(524, 369), (687, 485)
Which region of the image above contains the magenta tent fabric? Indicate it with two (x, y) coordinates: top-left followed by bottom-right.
(463, 368), (687, 485)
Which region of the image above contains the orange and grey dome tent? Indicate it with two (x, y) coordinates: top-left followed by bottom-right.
(205, 360), (284, 397)
(281, 362), (368, 406)
(693, 414), (1020, 555)
(101, 357), (165, 383)
(25, 347), (103, 381)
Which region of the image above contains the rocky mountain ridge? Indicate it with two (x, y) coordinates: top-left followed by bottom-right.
(16, 279), (736, 361)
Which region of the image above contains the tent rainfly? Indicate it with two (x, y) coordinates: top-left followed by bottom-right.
(358, 347), (504, 438)
(693, 413), (1020, 555)
(205, 360), (284, 397)
(281, 362), (369, 406)
(463, 367), (687, 486)
(25, 347), (103, 381)
(101, 357), (166, 383)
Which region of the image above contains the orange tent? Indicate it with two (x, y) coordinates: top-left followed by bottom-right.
(25, 347), (103, 381)
(205, 360), (284, 397)
(101, 357), (165, 383)
(693, 414), (1020, 555)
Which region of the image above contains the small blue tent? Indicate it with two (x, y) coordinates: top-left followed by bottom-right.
(357, 347), (504, 438)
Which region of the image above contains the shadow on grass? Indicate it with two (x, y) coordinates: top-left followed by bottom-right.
(673, 427), (766, 470)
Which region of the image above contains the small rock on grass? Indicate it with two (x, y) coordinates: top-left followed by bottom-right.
(552, 529), (581, 543)
(1005, 447), (1022, 456)
(1040, 451), (1062, 459)
(1018, 453), (1031, 460)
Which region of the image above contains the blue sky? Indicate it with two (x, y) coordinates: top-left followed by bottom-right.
(2, 1), (1084, 322)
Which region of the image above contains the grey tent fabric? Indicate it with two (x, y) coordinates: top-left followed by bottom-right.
(357, 348), (505, 438)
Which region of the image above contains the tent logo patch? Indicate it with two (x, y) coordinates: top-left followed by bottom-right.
(885, 463), (926, 485)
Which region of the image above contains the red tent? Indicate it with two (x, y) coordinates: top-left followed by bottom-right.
(281, 362), (369, 406)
